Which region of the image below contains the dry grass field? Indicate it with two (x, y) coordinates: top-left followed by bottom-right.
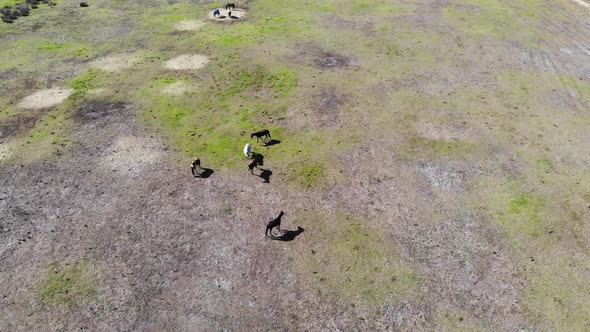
(1, 0), (589, 330)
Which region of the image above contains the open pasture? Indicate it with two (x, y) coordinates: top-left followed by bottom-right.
(1, 0), (589, 330)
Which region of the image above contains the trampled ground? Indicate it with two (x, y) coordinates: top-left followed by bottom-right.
(1, 0), (589, 330)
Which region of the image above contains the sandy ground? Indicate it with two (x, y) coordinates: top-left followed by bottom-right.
(16, 88), (73, 110)
(208, 8), (246, 21)
(572, 0), (590, 8)
(0, 142), (16, 161)
(174, 20), (206, 31)
(164, 54), (210, 70)
(99, 136), (164, 177)
(90, 54), (141, 72)
(162, 81), (191, 95)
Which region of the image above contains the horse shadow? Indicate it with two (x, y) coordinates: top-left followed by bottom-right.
(194, 168), (214, 178)
(270, 227), (305, 242)
(258, 169), (272, 183)
(252, 152), (264, 166)
(263, 139), (281, 147)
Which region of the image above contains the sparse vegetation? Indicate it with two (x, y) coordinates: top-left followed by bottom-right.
(38, 261), (97, 306)
(297, 212), (416, 303)
(1, 0), (589, 330)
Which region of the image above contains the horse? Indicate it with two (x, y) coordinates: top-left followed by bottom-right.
(251, 129), (271, 143)
(190, 157), (201, 176)
(244, 142), (252, 158)
(266, 211), (284, 237)
(225, 3), (235, 10)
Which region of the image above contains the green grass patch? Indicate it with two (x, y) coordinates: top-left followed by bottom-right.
(444, 0), (548, 44)
(161, 77), (177, 84)
(498, 192), (545, 240)
(289, 161), (325, 188)
(400, 136), (480, 161)
(68, 68), (105, 97)
(137, 62), (300, 169)
(297, 212), (417, 304)
(473, 176), (590, 330)
(266, 68), (297, 96)
(37, 260), (97, 306)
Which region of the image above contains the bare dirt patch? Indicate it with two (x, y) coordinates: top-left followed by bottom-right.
(76, 101), (131, 122)
(287, 88), (350, 128)
(162, 81), (191, 95)
(321, 14), (376, 36)
(314, 50), (352, 68)
(174, 20), (205, 31)
(572, 0), (590, 8)
(290, 44), (355, 69)
(417, 162), (479, 191)
(415, 120), (473, 141)
(100, 136), (164, 177)
(0, 115), (39, 139)
(16, 88), (73, 110)
(0, 68), (18, 81)
(164, 54), (210, 70)
(90, 54), (141, 72)
(312, 88), (349, 127)
(0, 141), (16, 161)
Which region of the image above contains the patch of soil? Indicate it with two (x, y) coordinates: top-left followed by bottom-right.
(314, 50), (351, 69)
(288, 88), (351, 128)
(99, 136), (164, 177)
(16, 88), (73, 109)
(312, 88), (349, 126)
(76, 101), (131, 122)
(418, 163), (473, 191)
(90, 54), (140, 72)
(0, 68), (18, 81)
(174, 20), (205, 31)
(290, 44), (354, 69)
(164, 54), (209, 70)
(0, 141), (16, 161)
(321, 14), (376, 36)
(572, 0), (590, 8)
(162, 81), (190, 95)
(0, 114), (40, 139)
(415, 120), (473, 141)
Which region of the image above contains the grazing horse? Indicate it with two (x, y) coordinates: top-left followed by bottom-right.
(266, 211), (284, 237)
(251, 129), (271, 143)
(225, 3), (235, 10)
(190, 157), (201, 176)
(248, 158), (258, 174)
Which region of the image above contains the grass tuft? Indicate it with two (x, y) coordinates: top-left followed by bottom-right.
(37, 261), (97, 306)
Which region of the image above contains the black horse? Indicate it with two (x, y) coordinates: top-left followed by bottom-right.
(225, 3), (235, 10)
(251, 129), (271, 143)
(266, 211), (284, 237)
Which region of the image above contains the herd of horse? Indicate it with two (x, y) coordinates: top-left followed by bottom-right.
(193, 127), (302, 239)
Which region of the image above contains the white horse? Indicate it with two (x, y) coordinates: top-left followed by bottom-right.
(244, 143), (252, 158)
